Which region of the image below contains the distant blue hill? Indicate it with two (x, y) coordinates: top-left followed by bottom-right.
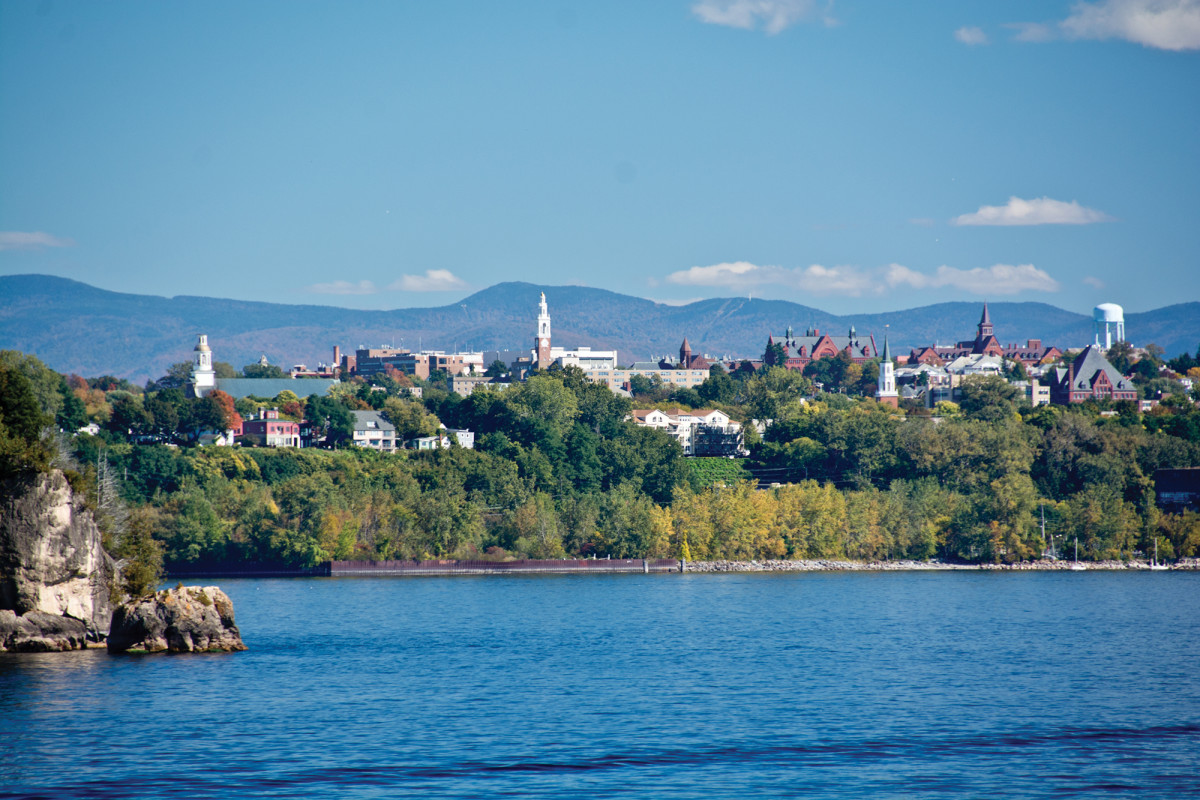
(1, 274), (1195, 384)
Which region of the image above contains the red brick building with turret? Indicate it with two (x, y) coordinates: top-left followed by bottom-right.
(908, 303), (1061, 367)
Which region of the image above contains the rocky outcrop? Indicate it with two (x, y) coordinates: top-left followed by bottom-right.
(1, 469), (115, 652)
(108, 585), (247, 654)
(0, 610), (90, 652)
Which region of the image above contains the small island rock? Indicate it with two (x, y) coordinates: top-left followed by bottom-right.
(107, 585), (247, 654)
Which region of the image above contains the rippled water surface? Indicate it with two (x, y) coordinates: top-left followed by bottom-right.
(3, 571), (1200, 798)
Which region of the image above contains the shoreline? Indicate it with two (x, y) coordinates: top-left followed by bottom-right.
(685, 558), (1200, 573)
(160, 556), (1200, 579)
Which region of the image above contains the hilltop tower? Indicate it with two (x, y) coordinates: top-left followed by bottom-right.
(192, 334), (216, 397)
(535, 292), (552, 368)
(680, 337), (692, 367)
(1093, 303), (1125, 350)
(875, 333), (898, 408)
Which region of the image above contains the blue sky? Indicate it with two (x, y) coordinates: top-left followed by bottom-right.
(2, 0), (1198, 315)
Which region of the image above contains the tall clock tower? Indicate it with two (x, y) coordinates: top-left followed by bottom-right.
(535, 292), (552, 368)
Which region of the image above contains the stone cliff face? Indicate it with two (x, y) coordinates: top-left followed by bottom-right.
(0, 469), (115, 652)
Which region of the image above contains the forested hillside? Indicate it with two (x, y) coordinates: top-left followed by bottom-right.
(6, 343), (1197, 572)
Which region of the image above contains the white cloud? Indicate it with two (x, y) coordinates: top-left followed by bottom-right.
(1083, 275), (1107, 289)
(0, 231), (74, 251)
(955, 26), (989, 44)
(887, 263), (1061, 294)
(691, 0), (833, 34)
(388, 269), (468, 292)
(1061, 0), (1200, 50)
(1009, 0), (1200, 49)
(666, 261), (763, 287)
(1006, 21), (1058, 42)
(666, 261), (874, 295)
(952, 196), (1113, 226)
(307, 280), (378, 295)
(666, 260), (1060, 297)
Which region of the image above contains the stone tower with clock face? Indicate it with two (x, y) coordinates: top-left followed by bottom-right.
(535, 292), (552, 368)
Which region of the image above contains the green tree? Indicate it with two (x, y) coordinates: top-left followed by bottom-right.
(744, 367), (813, 421)
(628, 373), (666, 399)
(382, 396), (441, 440)
(57, 378), (89, 431)
(150, 361), (196, 391)
(0, 360), (52, 477)
(113, 507), (165, 599)
(306, 395), (355, 445)
(958, 375), (1021, 422)
(697, 365), (736, 405)
(0, 350), (65, 422)
(1107, 341), (1135, 374)
(763, 341), (787, 369)
(107, 395), (153, 438)
(243, 362), (287, 379)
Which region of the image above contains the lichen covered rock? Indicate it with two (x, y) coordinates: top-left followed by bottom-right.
(0, 470), (115, 652)
(107, 585), (247, 654)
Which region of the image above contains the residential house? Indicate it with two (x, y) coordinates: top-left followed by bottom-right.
(240, 408), (301, 448)
(350, 410), (397, 452)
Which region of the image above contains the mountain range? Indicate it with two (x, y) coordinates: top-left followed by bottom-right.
(1, 274), (1196, 385)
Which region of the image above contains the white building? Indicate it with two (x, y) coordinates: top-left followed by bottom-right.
(631, 407), (745, 456)
(409, 426), (475, 450)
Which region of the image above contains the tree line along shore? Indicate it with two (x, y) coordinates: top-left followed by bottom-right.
(2, 346), (1199, 593)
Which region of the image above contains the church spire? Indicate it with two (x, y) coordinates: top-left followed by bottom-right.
(977, 302), (994, 340)
(876, 330), (898, 408)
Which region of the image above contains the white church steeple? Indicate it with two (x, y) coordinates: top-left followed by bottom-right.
(192, 333), (216, 397)
(875, 331), (898, 408)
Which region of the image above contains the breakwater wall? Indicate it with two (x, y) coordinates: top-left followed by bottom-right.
(165, 562), (332, 578)
(685, 558), (1200, 572)
(330, 558), (682, 576)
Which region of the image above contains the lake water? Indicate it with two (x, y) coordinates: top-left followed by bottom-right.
(3, 571), (1199, 799)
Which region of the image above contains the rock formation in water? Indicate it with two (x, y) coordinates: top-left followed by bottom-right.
(107, 585), (247, 653)
(1, 469), (116, 652)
